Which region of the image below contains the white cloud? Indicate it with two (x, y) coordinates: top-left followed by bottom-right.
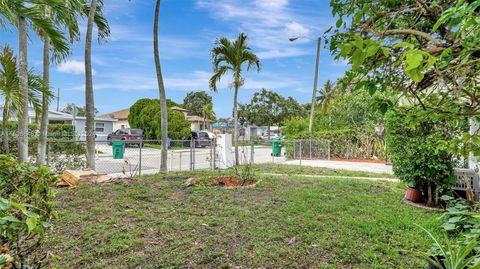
(285, 21), (310, 37)
(197, 0), (324, 59)
(57, 60), (96, 75)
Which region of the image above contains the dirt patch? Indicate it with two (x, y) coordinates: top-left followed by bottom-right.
(329, 157), (387, 164)
(186, 177), (257, 188)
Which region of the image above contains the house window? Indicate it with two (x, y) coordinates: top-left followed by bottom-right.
(95, 122), (105, 132)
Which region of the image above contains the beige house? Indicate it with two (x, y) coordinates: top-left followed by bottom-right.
(100, 106), (212, 132)
(98, 108), (130, 130)
(171, 106), (212, 131)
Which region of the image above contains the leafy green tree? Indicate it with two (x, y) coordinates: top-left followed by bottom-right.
(330, 0), (480, 163)
(129, 98), (180, 129)
(0, 46), (52, 154)
(183, 91), (213, 116)
(61, 103), (99, 116)
(137, 103), (190, 140)
(244, 89), (283, 139)
(209, 33), (261, 165)
(329, 0), (480, 154)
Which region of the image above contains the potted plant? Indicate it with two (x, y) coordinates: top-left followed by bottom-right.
(386, 109), (457, 207)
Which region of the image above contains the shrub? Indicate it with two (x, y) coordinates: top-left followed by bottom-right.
(386, 109), (457, 206)
(0, 155), (58, 267)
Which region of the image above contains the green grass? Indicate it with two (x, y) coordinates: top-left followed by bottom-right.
(251, 163), (397, 179)
(44, 171), (439, 268)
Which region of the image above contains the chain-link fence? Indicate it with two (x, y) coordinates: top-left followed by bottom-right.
(45, 139), (287, 176)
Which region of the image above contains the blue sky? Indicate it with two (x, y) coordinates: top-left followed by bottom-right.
(1, 0), (348, 117)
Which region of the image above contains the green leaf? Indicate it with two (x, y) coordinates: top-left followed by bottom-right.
(405, 51), (424, 71)
(26, 217), (37, 234)
(393, 42), (414, 49)
(0, 216), (20, 223)
(442, 223), (456, 231)
(336, 18), (343, 28)
(366, 44), (379, 57)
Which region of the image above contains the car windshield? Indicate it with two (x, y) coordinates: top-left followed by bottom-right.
(199, 132), (209, 138)
(130, 129), (143, 135)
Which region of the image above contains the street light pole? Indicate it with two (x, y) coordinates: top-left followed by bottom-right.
(309, 37), (321, 133)
(289, 36), (321, 133)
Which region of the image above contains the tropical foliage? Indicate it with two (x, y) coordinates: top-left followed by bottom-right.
(183, 91), (213, 117)
(328, 0), (480, 155)
(0, 155), (58, 268)
(386, 108), (461, 206)
(129, 98), (190, 140)
(210, 32), (260, 165)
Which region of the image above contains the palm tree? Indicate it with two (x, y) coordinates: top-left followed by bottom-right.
(84, 0), (110, 170)
(317, 80), (336, 115)
(153, 0), (168, 173)
(1, 1), (69, 162)
(0, 46), (52, 154)
(202, 103), (215, 131)
(209, 33), (260, 165)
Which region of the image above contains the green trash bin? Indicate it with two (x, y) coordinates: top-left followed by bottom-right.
(271, 136), (283, 157)
(112, 140), (125, 159)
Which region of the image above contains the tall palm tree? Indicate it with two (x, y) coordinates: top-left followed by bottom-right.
(1, 1), (69, 162)
(0, 46), (52, 154)
(153, 0), (168, 173)
(37, 0), (83, 165)
(209, 33), (260, 165)
(84, 0), (110, 170)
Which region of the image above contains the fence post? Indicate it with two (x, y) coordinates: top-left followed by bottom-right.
(46, 142), (50, 166)
(309, 138), (312, 159)
(299, 140), (302, 165)
(190, 138), (194, 171)
(328, 140), (331, 160)
(250, 141), (254, 164)
(169, 150), (173, 172)
(213, 138), (217, 170)
(139, 142), (142, 176)
(179, 151), (182, 171)
(293, 140), (296, 160)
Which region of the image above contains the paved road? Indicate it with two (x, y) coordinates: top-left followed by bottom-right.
(94, 145), (284, 176)
(91, 144), (392, 177)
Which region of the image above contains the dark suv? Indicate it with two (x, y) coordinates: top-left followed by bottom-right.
(183, 131), (211, 148)
(107, 128), (144, 146)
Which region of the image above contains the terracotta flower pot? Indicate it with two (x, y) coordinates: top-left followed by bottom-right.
(405, 187), (423, 203)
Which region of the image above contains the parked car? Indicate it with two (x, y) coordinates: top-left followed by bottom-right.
(107, 128), (144, 146)
(183, 131), (211, 148)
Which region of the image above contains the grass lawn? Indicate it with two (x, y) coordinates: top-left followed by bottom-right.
(251, 163), (396, 179)
(44, 171), (440, 268)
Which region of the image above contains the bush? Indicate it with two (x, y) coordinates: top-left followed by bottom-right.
(386, 109), (457, 206)
(133, 101), (191, 140)
(0, 155), (58, 267)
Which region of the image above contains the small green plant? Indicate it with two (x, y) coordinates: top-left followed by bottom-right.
(0, 155), (58, 267)
(418, 226), (480, 269)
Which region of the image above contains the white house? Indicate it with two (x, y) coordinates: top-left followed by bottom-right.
(0, 107), (116, 141)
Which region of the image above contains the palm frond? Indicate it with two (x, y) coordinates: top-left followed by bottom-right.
(209, 65), (229, 92)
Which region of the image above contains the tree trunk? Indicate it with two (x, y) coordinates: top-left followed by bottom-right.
(427, 182), (434, 207)
(85, 0), (98, 170)
(154, 0), (168, 173)
(267, 125), (271, 140)
(2, 99), (9, 154)
(233, 84), (239, 165)
(37, 37), (50, 166)
(17, 16), (29, 162)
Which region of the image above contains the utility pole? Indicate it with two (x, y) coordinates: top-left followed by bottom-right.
(289, 36), (321, 133)
(308, 37), (321, 133)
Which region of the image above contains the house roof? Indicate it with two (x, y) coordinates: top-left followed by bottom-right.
(98, 108), (129, 120)
(0, 107), (116, 122)
(187, 115), (212, 123)
(171, 106), (188, 112)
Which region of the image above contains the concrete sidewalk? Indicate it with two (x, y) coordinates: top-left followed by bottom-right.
(283, 159), (394, 175)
